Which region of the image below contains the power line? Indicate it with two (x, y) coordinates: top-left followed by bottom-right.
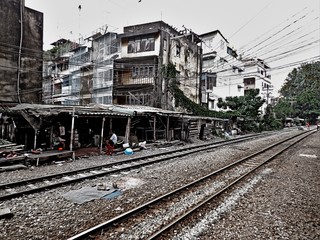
(229, 0), (274, 40)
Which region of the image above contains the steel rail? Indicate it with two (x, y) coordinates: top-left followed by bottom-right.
(0, 130), (288, 190)
(67, 130), (315, 240)
(147, 130), (315, 239)
(0, 132), (275, 201)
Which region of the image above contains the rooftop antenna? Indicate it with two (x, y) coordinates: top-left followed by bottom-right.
(78, 1), (82, 44)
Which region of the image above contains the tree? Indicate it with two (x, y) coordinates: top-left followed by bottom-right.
(262, 105), (282, 130)
(217, 89), (265, 118)
(273, 98), (296, 120)
(278, 61), (320, 122)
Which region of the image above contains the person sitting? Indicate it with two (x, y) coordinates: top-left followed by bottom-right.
(53, 136), (66, 150)
(105, 139), (114, 156)
(58, 137), (66, 149)
(110, 130), (117, 146)
(6, 151), (17, 159)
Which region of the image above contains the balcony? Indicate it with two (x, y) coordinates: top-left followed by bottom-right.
(203, 51), (217, 61)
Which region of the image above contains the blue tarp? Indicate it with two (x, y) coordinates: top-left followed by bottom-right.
(62, 186), (119, 204)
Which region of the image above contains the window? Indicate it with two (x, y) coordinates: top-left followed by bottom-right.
(176, 44), (181, 57)
(145, 38), (154, 51)
(163, 39), (167, 51)
(132, 65), (155, 79)
(220, 40), (225, 49)
(244, 77), (255, 85)
(62, 76), (70, 87)
(127, 36), (155, 53)
(148, 66), (154, 76)
(72, 77), (80, 93)
(143, 67), (148, 77)
(128, 41), (135, 53)
(135, 40), (141, 52)
(126, 94), (151, 105)
(207, 75), (217, 89)
(103, 96), (112, 104)
(132, 67), (139, 78)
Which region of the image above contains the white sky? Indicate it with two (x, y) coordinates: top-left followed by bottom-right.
(25, 0), (320, 94)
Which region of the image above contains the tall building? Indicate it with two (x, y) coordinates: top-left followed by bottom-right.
(42, 39), (77, 104)
(200, 30), (272, 112)
(200, 30), (244, 110)
(92, 32), (120, 104)
(242, 58), (273, 106)
(114, 21), (202, 110)
(43, 31), (121, 105)
(43, 21), (202, 111)
(0, 0), (43, 104)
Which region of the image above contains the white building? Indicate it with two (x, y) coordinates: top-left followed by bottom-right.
(200, 30), (273, 113)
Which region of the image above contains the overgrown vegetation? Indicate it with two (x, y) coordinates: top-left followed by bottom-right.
(217, 89), (264, 118)
(162, 61), (303, 132)
(274, 61), (320, 124)
(162, 63), (233, 118)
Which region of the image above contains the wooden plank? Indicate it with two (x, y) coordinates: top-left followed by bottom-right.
(28, 150), (74, 159)
(0, 156), (26, 164)
(0, 164), (27, 172)
(0, 143), (16, 149)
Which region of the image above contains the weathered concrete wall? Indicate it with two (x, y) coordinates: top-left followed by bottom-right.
(169, 36), (201, 104)
(0, 0), (43, 103)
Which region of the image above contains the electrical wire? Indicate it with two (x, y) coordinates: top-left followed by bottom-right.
(17, 0), (23, 104)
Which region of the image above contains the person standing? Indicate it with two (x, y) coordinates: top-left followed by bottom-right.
(106, 130), (117, 156)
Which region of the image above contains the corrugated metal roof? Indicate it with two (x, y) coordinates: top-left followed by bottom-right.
(107, 104), (183, 116)
(9, 103), (186, 117)
(9, 104), (225, 122)
(9, 104), (130, 117)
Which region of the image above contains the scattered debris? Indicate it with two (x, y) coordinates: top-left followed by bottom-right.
(124, 148), (134, 155)
(97, 183), (110, 191)
(62, 186), (118, 204)
(299, 154), (317, 159)
(0, 208), (14, 219)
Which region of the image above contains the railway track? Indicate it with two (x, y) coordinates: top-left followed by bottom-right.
(67, 130), (315, 240)
(0, 132), (277, 201)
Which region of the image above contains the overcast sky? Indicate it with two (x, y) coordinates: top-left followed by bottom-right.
(25, 0), (320, 93)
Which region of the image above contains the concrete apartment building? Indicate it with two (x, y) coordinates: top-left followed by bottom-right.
(43, 29), (120, 105)
(242, 58), (273, 106)
(44, 21), (202, 111)
(200, 30), (273, 112)
(113, 21), (202, 110)
(0, 0), (43, 104)
(0, 0), (273, 116)
(42, 38), (79, 105)
(92, 32), (120, 105)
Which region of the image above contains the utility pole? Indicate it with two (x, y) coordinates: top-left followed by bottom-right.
(263, 84), (273, 105)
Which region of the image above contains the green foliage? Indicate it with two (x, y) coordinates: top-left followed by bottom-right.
(162, 63), (233, 118)
(261, 105), (282, 130)
(278, 61), (320, 122)
(217, 89), (265, 118)
(162, 62), (283, 132)
(273, 98), (296, 120)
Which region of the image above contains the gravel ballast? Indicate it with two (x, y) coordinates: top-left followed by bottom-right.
(0, 129), (318, 239)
